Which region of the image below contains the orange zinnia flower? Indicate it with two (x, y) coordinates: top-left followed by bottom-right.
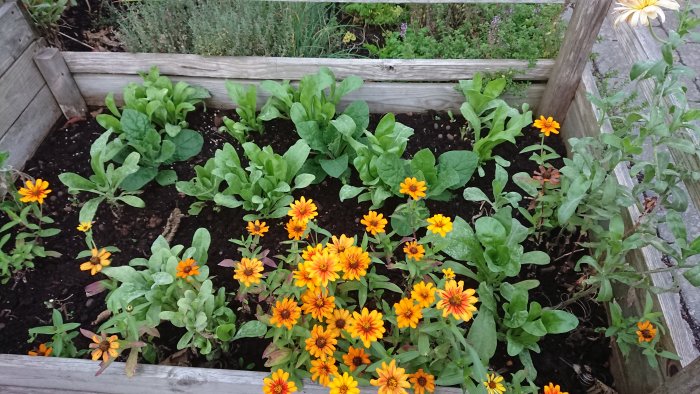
(286, 218), (307, 240)
(327, 234), (354, 255)
(301, 288), (335, 321)
(426, 214), (453, 237)
(327, 308), (351, 336)
(394, 298), (423, 329)
(89, 332), (120, 362)
(307, 250), (341, 287)
(263, 369), (297, 394)
(288, 196), (318, 223)
(305, 324), (338, 360)
(339, 246), (370, 280)
(293, 262), (319, 289)
(233, 257), (264, 287)
(80, 248), (111, 275)
(329, 372), (360, 394)
(410, 369), (435, 394)
(403, 241), (425, 261)
(246, 220), (269, 236)
(310, 357), (339, 386)
(361, 211), (388, 235)
(28, 343), (53, 357)
(533, 115), (560, 137)
(543, 382), (569, 394)
(270, 297), (301, 330)
(342, 346), (371, 372)
(399, 177), (427, 200)
(348, 308), (385, 348)
(18, 178), (51, 204)
(370, 359), (411, 394)
(176, 258), (200, 279)
(636, 320), (657, 343)
(411, 281), (436, 308)
(436, 280), (478, 322)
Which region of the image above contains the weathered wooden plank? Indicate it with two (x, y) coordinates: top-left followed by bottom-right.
(0, 40), (46, 140)
(73, 74), (544, 113)
(61, 52), (555, 82)
(0, 354), (462, 394)
(34, 48), (87, 118)
(540, 0), (612, 123)
(0, 85), (62, 170)
(614, 20), (700, 227)
(0, 1), (36, 78)
(651, 356), (700, 394)
(562, 66), (699, 393)
(263, 0), (565, 3)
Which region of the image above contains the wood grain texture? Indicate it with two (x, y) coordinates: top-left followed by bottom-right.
(540, 0), (612, 123)
(563, 66), (698, 393)
(651, 356), (700, 394)
(34, 47), (87, 118)
(0, 354), (462, 394)
(614, 20), (700, 225)
(61, 52), (555, 82)
(0, 40), (46, 140)
(0, 85), (62, 170)
(73, 74), (544, 113)
(0, 1), (36, 78)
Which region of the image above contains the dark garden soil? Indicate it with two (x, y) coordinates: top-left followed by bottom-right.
(0, 108), (611, 393)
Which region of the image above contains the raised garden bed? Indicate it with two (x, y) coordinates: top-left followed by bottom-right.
(1, 1), (699, 393)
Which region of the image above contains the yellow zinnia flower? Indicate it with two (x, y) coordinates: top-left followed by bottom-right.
(394, 298), (422, 329)
(410, 369), (435, 394)
(614, 0), (680, 27)
(436, 280), (479, 322)
(18, 178), (51, 204)
(80, 248), (111, 275)
(305, 324), (338, 360)
(89, 332), (120, 362)
(307, 250), (341, 287)
(263, 370), (297, 394)
(293, 262), (319, 289)
(330, 372), (360, 394)
(246, 220), (269, 236)
(426, 214), (453, 237)
(361, 210), (388, 235)
(370, 359), (411, 394)
(399, 177), (427, 200)
(348, 308), (385, 348)
(76, 221), (93, 232)
(28, 343), (53, 357)
(442, 267), (455, 280)
(328, 234), (354, 255)
(484, 373), (506, 394)
(233, 257), (264, 287)
(533, 115), (560, 137)
(326, 308), (352, 336)
(286, 218), (307, 240)
(544, 383), (569, 394)
(411, 281), (436, 308)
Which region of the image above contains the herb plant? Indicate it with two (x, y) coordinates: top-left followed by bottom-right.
(28, 309), (81, 358)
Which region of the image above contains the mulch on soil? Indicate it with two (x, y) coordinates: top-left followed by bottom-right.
(0, 107), (611, 393)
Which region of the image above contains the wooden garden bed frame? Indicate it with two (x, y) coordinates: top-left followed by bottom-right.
(0, 0), (698, 392)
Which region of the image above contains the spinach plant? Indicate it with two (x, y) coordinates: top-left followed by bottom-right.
(98, 108), (203, 190)
(219, 82), (280, 143)
(176, 140), (315, 220)
(59, 131), (145, 223)
(458, 74), (532, 172)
